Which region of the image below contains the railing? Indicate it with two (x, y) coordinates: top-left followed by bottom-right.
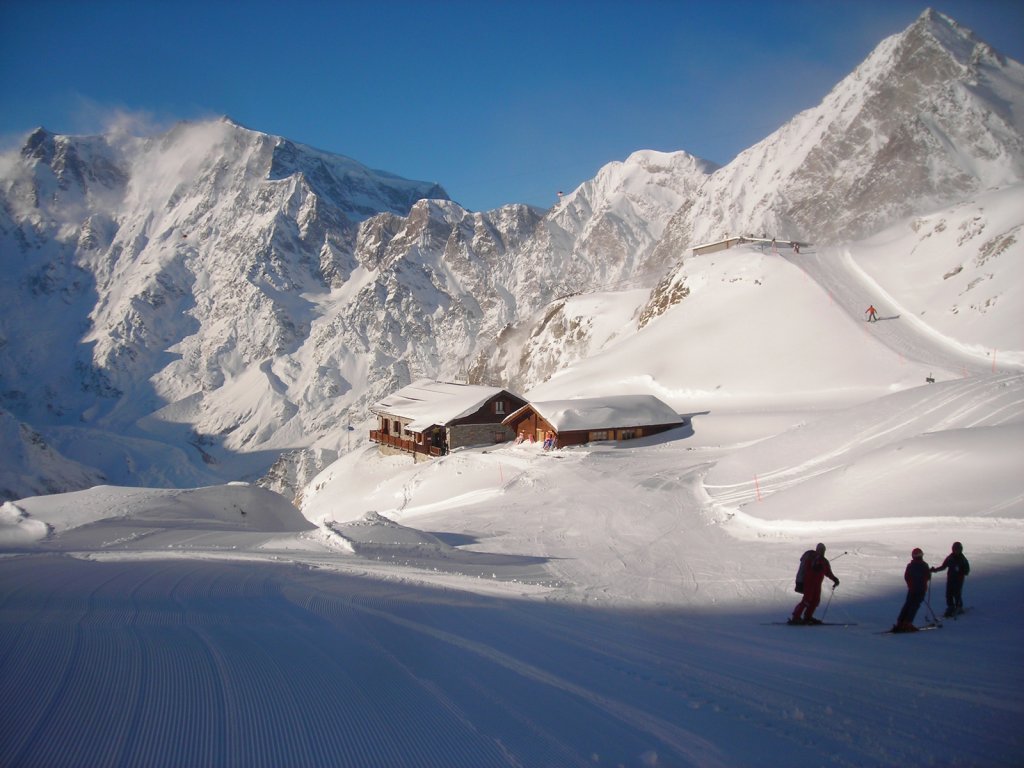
(370, 430), (445, 457)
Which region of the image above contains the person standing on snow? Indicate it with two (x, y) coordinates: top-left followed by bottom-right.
(893, 548), (931, 632)
(866, 305), (878, 322)
(790, 543), (840, 625)
(931, 541), (970, 617)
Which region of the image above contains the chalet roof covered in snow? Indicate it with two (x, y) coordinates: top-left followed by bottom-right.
(508, 395), (683, 433)
(371, 380), (513, 432)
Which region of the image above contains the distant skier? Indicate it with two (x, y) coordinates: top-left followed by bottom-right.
(790, 543), (840, 625)
(931, 541), (970, 617)
(893, 548), (931, 632)
(866, 305), (878, 322)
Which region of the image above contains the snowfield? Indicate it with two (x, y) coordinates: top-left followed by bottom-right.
(3, 218), (1023, 766)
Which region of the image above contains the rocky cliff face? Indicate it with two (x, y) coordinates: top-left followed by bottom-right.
(467, 150), (716, 392)
(0, 119), (454, 497)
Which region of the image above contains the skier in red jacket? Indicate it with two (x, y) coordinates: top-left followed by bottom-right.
(893, 548), (932, 632)
(790, 543), (840, 625)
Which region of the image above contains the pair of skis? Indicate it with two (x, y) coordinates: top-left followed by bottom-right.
(766, 606), (969, 633)
(877, 623), (941, 635)
(766, 620), (938, 633)
(880, 606), (971, 634)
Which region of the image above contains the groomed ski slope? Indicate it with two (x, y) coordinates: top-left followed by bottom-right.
(1, 550), (1021, 768)
(2, 220), (1023, 766)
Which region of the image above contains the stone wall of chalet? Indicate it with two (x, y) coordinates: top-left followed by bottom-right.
(448, 423), (515, 449)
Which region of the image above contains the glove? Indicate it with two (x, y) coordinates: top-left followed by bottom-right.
(832, 578), (840, 587)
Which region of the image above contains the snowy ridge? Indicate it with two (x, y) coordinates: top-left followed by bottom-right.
(514, 149), (715, 311)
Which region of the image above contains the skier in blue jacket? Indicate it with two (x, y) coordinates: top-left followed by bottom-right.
(931, 541), (970, 617)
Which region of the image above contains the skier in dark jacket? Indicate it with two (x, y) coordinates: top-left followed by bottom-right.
(931, 541), (970, 617)
(893, 548), (931, 632)
(790, 543), (840, 625)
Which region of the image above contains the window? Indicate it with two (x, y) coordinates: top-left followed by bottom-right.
(620, 429), (637, 440)
(494, 400), (506, 415)
(589, 430), (609, 441)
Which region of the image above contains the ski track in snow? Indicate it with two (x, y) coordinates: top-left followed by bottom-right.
(786, 248), (1011, 377)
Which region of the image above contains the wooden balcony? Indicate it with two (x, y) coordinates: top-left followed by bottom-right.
(370, 430), (446, 457)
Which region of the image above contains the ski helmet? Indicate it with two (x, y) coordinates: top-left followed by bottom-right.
(816, 543), (826, 554)
(912, 547), (923, 559)
(952, 541), (963, 552)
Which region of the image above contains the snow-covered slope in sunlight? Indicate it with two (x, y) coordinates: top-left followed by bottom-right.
(2, 482), (311, 545)
(851, 183), (1024, 358)
(528, 246), (939, 410)
(704, 373), (1024, 527)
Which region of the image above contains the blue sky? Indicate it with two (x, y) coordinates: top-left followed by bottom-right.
(2, 1), (1022, 212)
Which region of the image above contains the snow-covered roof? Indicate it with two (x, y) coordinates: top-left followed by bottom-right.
(371, 379), (514, 432)
(508, 395), (682, 433)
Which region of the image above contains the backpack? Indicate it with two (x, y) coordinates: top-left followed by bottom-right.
(794, 550), (814, 593)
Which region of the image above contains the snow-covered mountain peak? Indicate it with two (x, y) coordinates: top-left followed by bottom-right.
(910, 8), (993, 66)
(558, 149), (715, 219)
(649, 10), (1024, 259)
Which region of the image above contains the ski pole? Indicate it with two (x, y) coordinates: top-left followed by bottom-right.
(821, 583), (836, 620)
(924, 581), (941, 625)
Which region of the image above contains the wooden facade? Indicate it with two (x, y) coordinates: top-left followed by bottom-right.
(370, 382), (527, 459)
(503, 396), (683, 449)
